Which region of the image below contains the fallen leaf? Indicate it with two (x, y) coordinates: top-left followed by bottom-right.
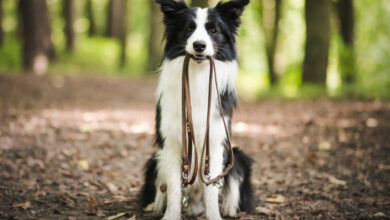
(372, 212), (385, 217)
(61, 195), (75, 208)
(328, 175), (347, 186)
(97, 209), (107, 217)
(318, 141), (332, 151)
(119, 149), (128, 157)
(13, 200), (31, 210)
(256, 206), (273, 215)
(338, 130), (348, 143)
(378, 164), (390, 171)
(78, 159), (90, 171)
(126, 216), (136, 220)
(265, 195), (287, 204)
(88, 197), (97, 208)
(104, 172), (122, 177)
(113, 195), (130, 202)
(366, 118), (378, 128)
(61, 149), (74, 157)
(106, 182), (119, 194)
(232, 212), (246, 218)
(59, 169), (74, 178)
(27, 157), (45, 170)
(106, 212), (126, 220)
(89, 179), (105, 189)
(79, 124), (93, 133)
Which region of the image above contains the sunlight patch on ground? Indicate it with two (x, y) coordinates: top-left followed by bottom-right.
(41, 109), (155, 135)
(233, 121), (284, 137)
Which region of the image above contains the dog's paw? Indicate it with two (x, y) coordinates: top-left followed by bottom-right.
(143, 203), (154, 212)
(206, 210), (222, 220)
(221, 208), (237, 217)
(221, 205), (238, 217)
(162, 211), (182, 220)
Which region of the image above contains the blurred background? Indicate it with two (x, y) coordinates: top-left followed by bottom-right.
(0, 0), (389, 100)
(1, 1), (390, 219)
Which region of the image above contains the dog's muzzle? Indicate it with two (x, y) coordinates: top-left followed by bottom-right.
(191, 54), (208, 64)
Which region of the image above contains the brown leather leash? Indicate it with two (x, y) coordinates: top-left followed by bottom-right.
(181, 54), (199, 187)
(181, 54), (235, 197)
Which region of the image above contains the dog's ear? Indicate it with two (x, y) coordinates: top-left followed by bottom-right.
(215, 0), (249, 31)
(155, 0), (188, 18)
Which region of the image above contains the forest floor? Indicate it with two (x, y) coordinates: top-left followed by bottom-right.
(0, 74), (389, 220)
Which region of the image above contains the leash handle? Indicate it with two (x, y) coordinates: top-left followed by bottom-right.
(199, 56), (235, 186)
(181, 54), (235, 187)
(182, 54), (198, 186)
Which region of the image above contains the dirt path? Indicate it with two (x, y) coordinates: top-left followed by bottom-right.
(0, 75), (389, 219)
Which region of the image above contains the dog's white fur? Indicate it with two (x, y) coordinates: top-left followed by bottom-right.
(148, 8), (239, 220)
(185, 8), (214, 57)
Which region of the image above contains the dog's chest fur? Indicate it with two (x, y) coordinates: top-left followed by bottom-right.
(156, 56), (238, 149)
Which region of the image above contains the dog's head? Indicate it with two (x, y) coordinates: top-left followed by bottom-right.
(155, 0), (249, 63)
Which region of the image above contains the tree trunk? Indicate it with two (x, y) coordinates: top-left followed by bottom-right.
(86, 0), (96, 36)
(147, 0), (163, 71)
(107, 0), (126, 39)
(337, 0), (354, 46)
(302, 0), (331, 84)
(0, 0), (4, 47)
(19, 0), (56, 74)
(63, 0), (75, 52)
(262, 0), (282, 85)
(191, 0), (209, 8)
(107, 0), (128, 67)
(337, 0), (355, 83)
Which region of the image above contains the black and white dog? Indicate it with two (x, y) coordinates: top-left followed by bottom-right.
(140, 0), (254, 219)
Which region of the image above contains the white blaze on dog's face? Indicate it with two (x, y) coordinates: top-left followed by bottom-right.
(155, 0), (249, 63)
(185, 8), (215, 60)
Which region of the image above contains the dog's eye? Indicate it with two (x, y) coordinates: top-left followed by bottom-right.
(209, 28), (218, 34)
(185, 27), (193, 34)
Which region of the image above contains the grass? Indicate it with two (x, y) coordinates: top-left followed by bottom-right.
(0, 36), (389, 100)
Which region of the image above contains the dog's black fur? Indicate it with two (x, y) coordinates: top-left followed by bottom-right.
(139, 0), (255, 216)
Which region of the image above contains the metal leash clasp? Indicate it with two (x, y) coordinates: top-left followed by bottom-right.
(182, 171), (189, 180)
(181, 184), (189, 208)
(213, 178), (224, 189)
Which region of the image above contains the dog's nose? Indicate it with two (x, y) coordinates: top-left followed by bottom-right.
(193, 41), (206, 53)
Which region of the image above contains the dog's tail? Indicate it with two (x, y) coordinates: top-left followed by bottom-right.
(138, 153), (158, 207)
(227, 148), (255, 212)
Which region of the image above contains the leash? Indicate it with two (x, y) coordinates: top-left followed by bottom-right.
(181, 54), (235, 207)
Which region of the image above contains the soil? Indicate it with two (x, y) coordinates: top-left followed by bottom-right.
(0, 74), (389, 220)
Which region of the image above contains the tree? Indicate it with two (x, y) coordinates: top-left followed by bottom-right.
(147, 1), (164, 71)
(85, 0), (96, 36)
(63, 0), (75, 52)
(107, 0), (128, 67)
(261, 0), (282, 85)
(0, 0), (3, 47)
(302, 0), (331, 84)
(336, 0), (355, 83)
(191, 0), (209, 8)
(19, 0), (56, 74)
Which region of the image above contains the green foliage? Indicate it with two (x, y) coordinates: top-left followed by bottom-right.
(0, 37), (21, 71)
(49, 37), (121, 75)
(354, 0), (390, 99)
(0, 0), (389, 99)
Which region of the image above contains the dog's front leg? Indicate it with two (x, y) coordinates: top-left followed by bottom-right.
(158, 146), (183, 220)
(203, 143), (224, 220)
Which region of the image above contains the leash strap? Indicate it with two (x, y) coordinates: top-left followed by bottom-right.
(181, 55), (198, 186)
(199, 56), (235, 186)
(181, 54), (234, 188)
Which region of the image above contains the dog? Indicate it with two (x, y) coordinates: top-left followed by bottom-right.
(139, 0), (254, 219)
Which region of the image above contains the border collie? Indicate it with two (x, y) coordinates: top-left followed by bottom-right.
(139, 0), (254, 219)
